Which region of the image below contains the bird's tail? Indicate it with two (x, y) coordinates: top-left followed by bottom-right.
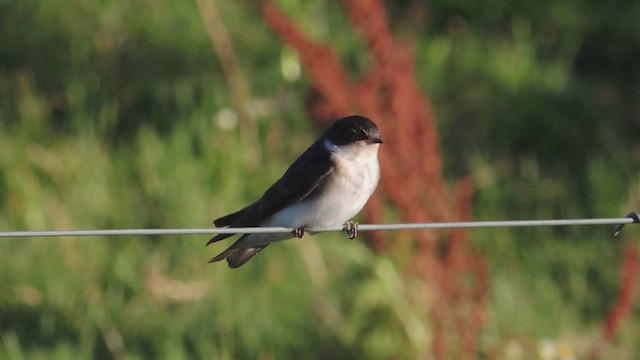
(208, 245), (267, 268)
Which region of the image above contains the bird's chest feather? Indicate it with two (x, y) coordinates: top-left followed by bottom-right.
(323, 152), (379, 210)
(268, 147), (380, 229)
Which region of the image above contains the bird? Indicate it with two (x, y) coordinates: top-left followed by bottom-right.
(207, 115), (383, 268)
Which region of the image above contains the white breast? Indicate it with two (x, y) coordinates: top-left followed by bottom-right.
(266, 140), (380, 231)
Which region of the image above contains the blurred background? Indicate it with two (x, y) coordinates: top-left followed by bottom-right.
(1, 0), (639, 358)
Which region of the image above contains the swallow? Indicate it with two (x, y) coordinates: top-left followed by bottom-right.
(207, 115), (383, 268)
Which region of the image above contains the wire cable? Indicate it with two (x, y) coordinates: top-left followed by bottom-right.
(0, 213), (637, 238)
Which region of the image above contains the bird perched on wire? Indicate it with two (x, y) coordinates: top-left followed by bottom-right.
(207, 115), (383, 268)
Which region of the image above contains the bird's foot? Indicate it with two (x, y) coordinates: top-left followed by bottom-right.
(344, 221), (358, 239)
(293, 227), (305, 239)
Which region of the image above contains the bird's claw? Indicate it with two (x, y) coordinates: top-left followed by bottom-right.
(293, 227), (305, 238)
(344, 221), (358, 239)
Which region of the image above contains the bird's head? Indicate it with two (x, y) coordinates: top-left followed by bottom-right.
(324, 115), (383, 147)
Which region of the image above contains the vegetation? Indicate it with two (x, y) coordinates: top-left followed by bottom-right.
(0, 0), (638, 358)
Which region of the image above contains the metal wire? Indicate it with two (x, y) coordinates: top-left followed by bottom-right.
(0, 214), (636, 238)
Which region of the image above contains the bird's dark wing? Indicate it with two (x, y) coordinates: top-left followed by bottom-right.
(208, 140), (334, 244)
(213, 207), (248, 227)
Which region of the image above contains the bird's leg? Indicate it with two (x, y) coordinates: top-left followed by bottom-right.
(344, 221), (358, 239)
(293, 227), (305, 239)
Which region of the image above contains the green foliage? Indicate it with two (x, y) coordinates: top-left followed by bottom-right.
(0, 0), (638, 358)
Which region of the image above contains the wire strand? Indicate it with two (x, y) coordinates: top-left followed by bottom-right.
(0, 216), (636, 238)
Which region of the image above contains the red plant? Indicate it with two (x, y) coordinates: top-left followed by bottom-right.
(262, 1), (489, 358)
(590, 241), (639, 358)
(603, 242), (639, 341)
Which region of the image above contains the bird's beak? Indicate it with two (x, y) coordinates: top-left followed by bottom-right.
(366, 137), (383, 144)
